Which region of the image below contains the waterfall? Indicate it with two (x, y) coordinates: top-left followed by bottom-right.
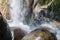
(8, 0), (31, 33)
(9, 0), (24, 22)
(7, 0), (60, 40)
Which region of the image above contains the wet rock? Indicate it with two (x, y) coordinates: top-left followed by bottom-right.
(14, 28), (26, 40)
(25, 0), (34, 7)
(0, 12), (12, 40)
(21, 27), (57, 40)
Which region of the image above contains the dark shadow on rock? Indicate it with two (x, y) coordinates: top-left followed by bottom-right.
(14, 28), (26, 40)
(0, 12), (12, 40)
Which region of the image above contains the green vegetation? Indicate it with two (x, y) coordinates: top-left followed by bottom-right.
(38, 0), (60, 22)
(47, 0), (60, 22)
(38, 0), (52, 5)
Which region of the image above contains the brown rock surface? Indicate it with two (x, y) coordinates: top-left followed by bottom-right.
(0, 0), (10, 19)
(21, 27), (57, 40)
(14, 28), (26, 40)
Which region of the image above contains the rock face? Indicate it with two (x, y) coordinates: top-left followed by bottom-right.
(0, 0), (10, 19)
(21, 27), (57, 40)
(14, 28), (26, 40)
(0, 12), (12, 40)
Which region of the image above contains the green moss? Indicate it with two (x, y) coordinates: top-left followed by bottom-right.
(38, 0), (52, 5)
(47, 0), (60, 22)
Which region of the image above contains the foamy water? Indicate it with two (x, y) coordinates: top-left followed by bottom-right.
(8, 0), (31, 33)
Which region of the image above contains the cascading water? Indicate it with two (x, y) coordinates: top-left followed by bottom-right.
(7, 0), (60, 40)
(8, 0), (46, 33)
(8, 0), (31, 33)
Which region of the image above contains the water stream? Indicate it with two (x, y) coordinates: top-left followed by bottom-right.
(7, 0), (60, 40)
(8, 0), (32, 33)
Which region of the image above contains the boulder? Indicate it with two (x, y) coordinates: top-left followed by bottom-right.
(21, 27), (57, 40)
(0, 12), (12, 40)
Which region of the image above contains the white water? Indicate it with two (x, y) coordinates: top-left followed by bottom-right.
(8, 0), (31, 33)
(7, 0), (60, 40)
(11, 31), (14, 40)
